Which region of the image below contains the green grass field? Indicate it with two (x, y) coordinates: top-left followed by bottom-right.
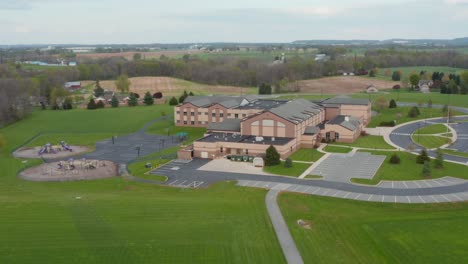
(323, 145), (352, 153)
(194, 50), (318, 62)
(279, 193), (468, 264)
(414, 124), (448, 134)
(411, 135), (451, 149)
(332, 135), (395, 149)
(263, 161), (310, 177)
(127, 158), (169, 181)
(0, 106), (285, 263)
(145, 118), (206, 144)
(373, 66), (465, 81)
(352, 150), (468, 184)
(288, 148), (324, 162)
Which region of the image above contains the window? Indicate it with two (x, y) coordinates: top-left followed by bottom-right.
(183, 121), (187, 125)
(198, 112), (201, 115)
(228, 113), (232, 117)
(183, 112), (187, 116)
(335, 132), (339, 140)
(191, 121), (195, 125)
(176, 120), (180, 123)
(243, 114), (247, 117)
(198, 121), (202, 124)
(191, 112), (194, 116)
(220, 113), (224, 117)
(235, 114), (239, 118)
(205, 112), (208, 115)
(176, 111), (180, 114)
(325, 132), (330, 141)
(212, 113), (216, 117)
(220, 147), (223, 153)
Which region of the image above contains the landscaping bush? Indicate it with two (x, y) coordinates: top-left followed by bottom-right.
(130, 92), (140, 99)
(416, 149), (430, 164)
(169, 97), (178, 105)
(389, 99), (397, 109)
(111, 95), (119, 108)
(408, 106), (420, 117)
(389, 153), (401, 164)
(392, 71), (401, 81)
(265, 145), (280, 166)
(96, 100), (105, 109)
(143, 91), (154, 106)
(153, 92), (163, 99)
(87, 99), (97, 110)
(379, 121), (395, 127)
(392, 84), (401, 90)
(284, 158), (293, 168)
(258, 83), (272, 94)
(360, 130), (368, 136)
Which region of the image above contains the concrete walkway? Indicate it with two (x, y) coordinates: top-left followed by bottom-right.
(266, 189), (304, 264)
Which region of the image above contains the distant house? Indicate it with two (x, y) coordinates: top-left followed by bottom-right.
(68, 62), (77, 66)
(315, 54), (329, 61)
(418, 80), (433, 93)
(64, 81), (81, 91)
(102, 91), (115, 103)
(366, 85), (379, 93)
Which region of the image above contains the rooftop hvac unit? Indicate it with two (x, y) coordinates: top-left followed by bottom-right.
(271, 137), (275, 142)
(345, 116), (350, 122)
(255, 136), (264, 142)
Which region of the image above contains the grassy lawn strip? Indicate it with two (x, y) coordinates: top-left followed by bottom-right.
(289, 148), (324, 162)
(279, 193), (468, 264)
(367, 106), (464, 128)
(127, 159), (170, 181)
(263, 161), (310, 177)
(332, 135), (395, 149)
(323, 145), (352, 153)
(414, 124), (448, 134)
(411, 135), (451, 149)
(441, 149), (468, 158)
(352, 150), (468, 185)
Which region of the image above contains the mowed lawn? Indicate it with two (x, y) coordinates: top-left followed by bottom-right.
(263, 161), (311, 177)
(0, 107), (284, 263)
(411, 135), (451, 149)
(332, 135), (395, 149)
(289, 148), (324, 162)
(323, 145), (352, 153)
(279, 193), (468, 264)
(414, 124), (448, 134)
(352, 150), (468, 184)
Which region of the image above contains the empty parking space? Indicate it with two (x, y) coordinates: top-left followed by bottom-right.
(310, 152), (386, 182)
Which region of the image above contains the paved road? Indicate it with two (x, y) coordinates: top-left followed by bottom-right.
(266, 189), (304, 264)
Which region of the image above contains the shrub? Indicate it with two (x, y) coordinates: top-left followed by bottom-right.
(128, 93), (138, 107)
(369, 69), (376, 77)
(422, 161), (431, 177)
(392, 71), (401, 81)
(169, 97), (178, 105)
(416, 149), (430, 164)
(392, 84), (401, 90)
(265, 145), (280, 166)
(189, 91), (194, 96)
(179, 95), (186, 104)
(130, 92), (140, 99)
(434, 148), (444, 169)
(111, 95), (119, 108)
(389, 99), (397, 108)
(96, 100), (105, 109)
(153, 92), (163, 99)
(143, 91), (154, 106)
(284, 158), (293, 168)
(258, 83), (272, 94)
(360, 130), (368, 136)
(379, 121), (395, 127)
(62, 97), (73, 110)
(389, 153), (401, 164)
(408, 106), (420, 118)
(87, 99), (97, 110)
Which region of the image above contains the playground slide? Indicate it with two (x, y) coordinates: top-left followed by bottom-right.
(38, 147), (46, 156)
(60, 142), (73, 152)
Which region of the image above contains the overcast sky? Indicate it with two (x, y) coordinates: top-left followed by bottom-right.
(0, 0), (467, 44)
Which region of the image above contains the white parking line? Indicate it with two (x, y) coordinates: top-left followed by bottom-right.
(413, 181), (422, 188)
(432, 179), (443, 186)
(451, 193), (463, 201)
(323, 189), (331, 196)
(403, 182), (409, 188)
(344, 192), (351, 198)
(440, 195), (451, 202)
(168, 180), (179, 185)
(355, 194), (361, 200)
(368, 195), (373, 201)
(394, 196), (397, 203)
(312, 188), (321, 194)
(418, 195), (426, 203)
(429, 196), (439, 203)
(382, 195), (385, 202)
(406, 196), (411, 203)
(177, 180), (187, 186)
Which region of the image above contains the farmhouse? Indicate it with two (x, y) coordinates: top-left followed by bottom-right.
(175, 95), (371, 159)
(64, 81), (81, 91)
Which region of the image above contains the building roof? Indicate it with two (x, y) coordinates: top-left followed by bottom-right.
(304, 126), (320, 135)
(237, 99), (289, 110)
(321, 96), (369, 106)
(197, 132), (293, 146)
(268, 99), (323, 124)
(207, 119), (241, 132)
(183, 95), (258, 108)
(327, 115), (361, 131)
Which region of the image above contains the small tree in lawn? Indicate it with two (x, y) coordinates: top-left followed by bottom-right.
(434, 148), (444, 169)
(416, 149), (430, 164)
(189, 91), (194, 96)
(169, 96), (178, 105)
(128, 93), (138, 107)
(94, 80), (104, 97)
(96, 100), (105, 109)
(87, 99), (97, 110)
(389, 99), (397, 109)
(143, 91), (154, 106)
(422, 161), (431, 177)
(284, 158), (293, 168)
(408, 106), (420, 117)
(111, 95), (119, 108)
(115, 75), (131, 94)
(389, 153), (401, 164)
(376, 96), (388, 111)
(265, 145), (280, 166)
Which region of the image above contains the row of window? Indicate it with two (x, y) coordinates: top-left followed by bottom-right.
(325, 132), (340, 140)
(176, 120), (210, 125)
(176, 111), (247, 118)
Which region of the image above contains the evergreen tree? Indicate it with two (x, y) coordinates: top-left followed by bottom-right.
(389, 153), (401, 164)
(111, 95), (119, 108)
(189, 91), (194, 96)
(389, 99), (397, 108)
(179, 95), (186, 104)
(265, 145), (280, 166)
(391, 71), (401, 81)
(416, 149), (430, 164)
(94, 80), (104, 97)
(169, 96), (178, 105)
(128, 93), (138, 107)
(87, 99), (97, 110)
(422, 161), (431, 177)
(284, 158), (293, 168)
(62, 97), (73, 110)
(143, 91), (154, 106)
(434, 148), (444, 169)
(408, 106), (420, 117)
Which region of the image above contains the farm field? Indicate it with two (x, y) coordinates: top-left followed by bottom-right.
(279, 193), (468, 264)
(194, 49), (318, 62)
(373, 66), (466, 81)
(0, 106), (285, 263)
(96, 76), (255, 97)
(76, 49), (204, 60)
(294, 76), (399, 94)
(352, 150), (468, 184)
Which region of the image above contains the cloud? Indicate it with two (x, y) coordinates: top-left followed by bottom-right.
(445, 0), (468, 4)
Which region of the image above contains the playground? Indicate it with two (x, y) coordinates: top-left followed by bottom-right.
(19, 159), (117, 181)
(13, 141), (90, 159)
